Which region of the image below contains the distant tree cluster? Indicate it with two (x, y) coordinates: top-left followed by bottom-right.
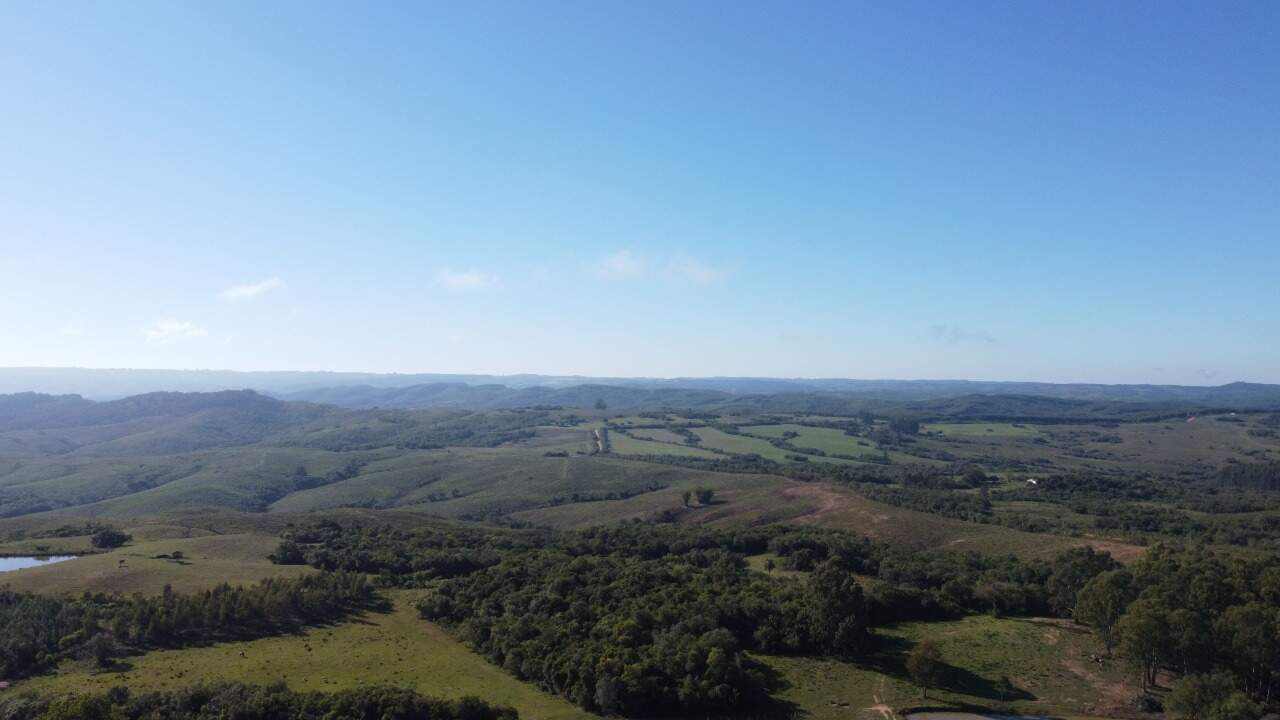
(0, 682), (516, 720)
(270, 519), (539, 585)
(90, 527), (131, 549)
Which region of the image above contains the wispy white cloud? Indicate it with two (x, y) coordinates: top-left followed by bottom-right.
(928, 324), (996, 345)
(667, 256), (726, 287)
(144, 319), (208, 343)
(595, 249), (648, 277)
(435, 268), (499, 290)
(220, 277), (283, 300)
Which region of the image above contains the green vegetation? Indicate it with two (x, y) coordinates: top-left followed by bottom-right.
(923, 422), (1041, 437)
(0, 681), (516, 720)
(765, 612), (1128, 716)
(607, 432), (721, 458)
(274, 521), (1119, 715)
(7, 389), (1280, 719)
(0, 572), (375, 679)
(743, 424), (884, 458)
(1074, 545), (1280, 706)
(21, 592), (588, 720)
(0, 533), (314, 595)
(625, 428), (692, 444)
(691, 427), (797, 462)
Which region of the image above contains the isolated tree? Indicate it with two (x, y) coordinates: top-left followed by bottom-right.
(681, 490), (691, 507)
(1047, 547), (1120, 617)
(961, 466), (990, 487)
(1118, 597), (1172, 691)
(807, 562), (870, 656)
(594, 398), (608, 411)
(90, 528), (130, 549)
(85, 632), (119, 667)
(1074, 568), (1134, 654)
(906, 639), (944, 698)
(695, 487), (715, 505)
(269, 540), (306, 565)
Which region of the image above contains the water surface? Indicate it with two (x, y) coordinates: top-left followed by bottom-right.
(0, 555), (76, 572)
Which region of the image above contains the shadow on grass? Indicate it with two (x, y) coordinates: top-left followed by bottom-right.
(92, 659), (134, 674)
(857, 634), (1037, 704)
(740, 656), (804, 720)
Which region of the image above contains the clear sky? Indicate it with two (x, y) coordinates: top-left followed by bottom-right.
(1, 1), (1276, 383)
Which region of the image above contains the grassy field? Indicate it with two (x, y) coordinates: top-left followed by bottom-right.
(517, 475), (1142, 562)
(608, 432), (722, 458)
(764, 614), (1128, 718)
(20, 590), (590, 720)
(744, 424), (885, 458)
(270, 449), (752, 519)
(0, 533), (312, 595)
(923, 422), (1041, 437)
(625, 427), (693, 444)
(692, 427), (798, 462)
(0, 446), (370, 518)
(906, 416), (1280, 477)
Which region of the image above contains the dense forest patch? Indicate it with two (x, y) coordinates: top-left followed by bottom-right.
(273, 521), (1118, 715)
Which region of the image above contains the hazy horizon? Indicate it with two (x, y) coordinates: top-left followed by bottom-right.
(0, 364), (1271, 389)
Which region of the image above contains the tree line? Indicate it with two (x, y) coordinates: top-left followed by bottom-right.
(0, 681), (515, 720)
(0, 572), (375, 680)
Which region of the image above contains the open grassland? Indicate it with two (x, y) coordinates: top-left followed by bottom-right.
(271, 450), (749, 520)
(765, 614), (1128, 718)
(608, 432), (722, 458)
(744, 424), (885, 458)
(0, 447), (371, 518)
(520, 426), (595, 452)
(517, 475), (1142, 562)
(0, 533), (312, 595)
(0, 522), (219, 556)
(923, 422), (1041, 437)
(692, 427), (798, 462)
(19, 590), (590, 720)
(625, 427), (692, 444)
(906, 416), (1280, 477)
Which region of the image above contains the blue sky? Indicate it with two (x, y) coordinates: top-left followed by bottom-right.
(1, 1), (1276, 383)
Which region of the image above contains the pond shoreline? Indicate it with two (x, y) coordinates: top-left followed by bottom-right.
(0, 555), (79, 572)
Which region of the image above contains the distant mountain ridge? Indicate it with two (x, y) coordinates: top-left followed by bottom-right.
(2, 367), (1280, 408)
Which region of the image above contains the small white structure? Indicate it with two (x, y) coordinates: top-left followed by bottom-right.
(1026, 478), (1038, 485)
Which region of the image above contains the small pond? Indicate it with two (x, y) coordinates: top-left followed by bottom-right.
(0, 555), (76, 572)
